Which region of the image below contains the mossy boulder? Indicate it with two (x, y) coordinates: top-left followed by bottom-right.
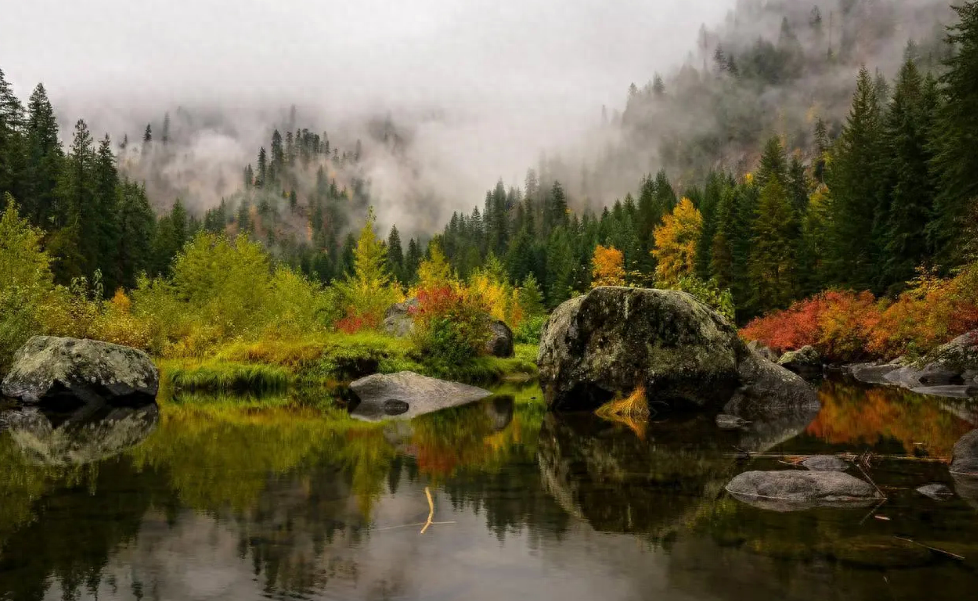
(777, 345), (822, 375)
(537, 287), (815, 413)
(1, 337), (159, 408)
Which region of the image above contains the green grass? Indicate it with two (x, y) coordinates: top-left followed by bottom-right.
(160, 334), (539, 394)
(161, 360), (291, 393)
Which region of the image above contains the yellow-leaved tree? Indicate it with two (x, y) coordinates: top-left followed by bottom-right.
(591, 245), (626, 288)
(335, 208), (402, 331)
(653, 197), (703, 286)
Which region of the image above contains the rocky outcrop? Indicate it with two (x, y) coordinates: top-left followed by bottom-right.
(777, 345), (822, 376)
(537, 287), (816, 413)
(726, 470), (883, 512)
(3, 403), (159, 466)
(348, 371), (492, 421)
(382, 298), (419, 338)
(485, 319), (515, 358)
(848, 330), (978, 399)
(382, 298), (514, 358)
(1, 336), (159, 407)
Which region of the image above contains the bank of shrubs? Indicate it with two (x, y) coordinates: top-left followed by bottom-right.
(0, 197), (546, 373)
(741, 265), (978, 363)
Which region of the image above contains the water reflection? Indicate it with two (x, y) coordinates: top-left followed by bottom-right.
(1, 379), (977, 600)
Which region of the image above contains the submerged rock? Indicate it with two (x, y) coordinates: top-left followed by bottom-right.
(950, 429), (978, 476)
(801, 455), (848, 472)
(348, 371), (492, 421)
(916, 483), (954, 501)
(847, 362), (902, 385)
(537, 287), (816, 413)
(777, 345), (822, 376)
(1, 336), (159, 407)
(726, 470), (882, 512)
(3, 403), (159, 466)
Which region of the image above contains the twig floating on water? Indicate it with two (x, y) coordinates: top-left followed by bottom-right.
(894, 537), (965, 561)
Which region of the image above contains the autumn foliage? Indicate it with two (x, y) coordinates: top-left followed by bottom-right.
(591, 245), (626, 287)
(741, 266), (978, 362)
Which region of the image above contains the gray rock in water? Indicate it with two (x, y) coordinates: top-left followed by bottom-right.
(929, 329), (978, 374)
(951, 429), (978, 476)
(537, 287), (816, 413)
(1, 336), (159, 407)
(348, 371), (492, 421)
(382, 298), (419, 338)
(952, 473), (978, 510)
(726, 470), (882, 512)
(848, 362), (902, 385)
(716, 414), (749, 429)
(802, 455), (848, 471)
(3, 403), (159, 466)
(485, 319), (515, 358)
(916, 483), (954, 501)
(778, 345), (822, 375)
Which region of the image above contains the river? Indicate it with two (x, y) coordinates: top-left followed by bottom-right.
(1, 377), (977, 600)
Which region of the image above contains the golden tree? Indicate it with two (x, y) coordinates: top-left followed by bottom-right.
(591, 245), (626, 287)
(653, 197), (703, 286)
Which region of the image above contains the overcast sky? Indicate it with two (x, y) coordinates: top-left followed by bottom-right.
(0, 0), (734, 220)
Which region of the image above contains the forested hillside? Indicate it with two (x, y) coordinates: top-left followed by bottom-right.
(2, 0), (978, 343)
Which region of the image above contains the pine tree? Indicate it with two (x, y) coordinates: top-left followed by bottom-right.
(825, 67), (884, 289)
(545, 227), (575, 308)
(24, 84), (62, 226)
(405, 237), (423, 283)
(880, 59), (938, 290)
(387, 225), (405, 283)
(755, 136), (788, 189)
(116, 180), (155, 288)
(0, 68), (24, 201)
(94, 135), (121, 292)
(930, 1), (978, 267)
(256, 147), (267, 189)
(53, 119), (97, 280)
(161, 113), (170, 145)
(749, 180), (798, 312)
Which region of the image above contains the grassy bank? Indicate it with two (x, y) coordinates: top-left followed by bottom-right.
(159, 333), (539, 393)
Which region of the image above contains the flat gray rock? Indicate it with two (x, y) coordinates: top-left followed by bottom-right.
(348, 371), (492, 421)
(916, 483), (954, 501)
(726, 470), (882, 512)
(848, 362), (901, 385)
(802, 455), (848, 471)
(716, 414), (749, 429)
(1, 336), (159, 407)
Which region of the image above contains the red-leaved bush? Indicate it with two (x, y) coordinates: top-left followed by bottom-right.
(741, 267), (978, 363)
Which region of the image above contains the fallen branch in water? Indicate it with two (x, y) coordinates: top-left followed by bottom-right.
(421, 486), (435, 534)
(894, 537), (965, 561)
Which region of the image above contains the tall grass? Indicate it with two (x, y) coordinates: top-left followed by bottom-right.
(162, 360), (291, 393)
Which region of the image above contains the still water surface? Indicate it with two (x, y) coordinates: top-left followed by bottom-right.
(1, 378), (977, 601)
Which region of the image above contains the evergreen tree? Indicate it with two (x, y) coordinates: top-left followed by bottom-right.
(749, 180), (798, 312)
(52, 119), (97, 280)
(256, 147), (267, 188)
(405, 237), (423, 283)
(930, 1), (978, 267)
(161, 112), (170, 145)
(94, 135), (121, 292)
(23, 84), (61, 226)
(116, 180), (155, 288)
(0, 68), (24, 201)
(825, 67), (885, 289)
(544, 227), (574, 308)
(756, 136), (788, 189)
(881, 59), (938, 290)
(387, 225), (405, 283)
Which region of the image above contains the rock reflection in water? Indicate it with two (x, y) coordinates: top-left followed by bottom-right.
(2, 402), (159, 466)
(538, 413), (740, 535)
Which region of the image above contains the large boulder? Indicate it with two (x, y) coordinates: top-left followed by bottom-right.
(726, 470), (883, 512)
(777, 345), (822, 376)
(1, 336), (159, 407)
(537, 287), (817, 413)
(348, 371), (492, 421)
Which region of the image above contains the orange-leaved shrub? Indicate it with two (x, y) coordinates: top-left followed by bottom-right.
(410, 285), (491, 366)
(741, 265), (978, 362)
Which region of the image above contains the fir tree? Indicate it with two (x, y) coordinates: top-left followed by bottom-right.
(387, 225), (405, 283)
(24, 84), (61, 226)
(749, 180), (798, 312)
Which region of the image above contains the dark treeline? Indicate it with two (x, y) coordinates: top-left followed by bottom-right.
(2, 2), (978, 325)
